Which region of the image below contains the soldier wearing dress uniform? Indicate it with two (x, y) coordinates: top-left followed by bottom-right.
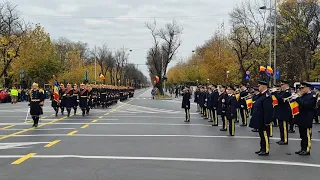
(312, 87), (320, 124)
(87, 84), (93, 115)
(64, 83), (74, 117)
(72, 84), (79, 115)
(199, 87), (205, 115)
(207, 87), (214, 122)
(218, 85), (228, 131)
(79, 83), (88, 116)
(51, 86), (60, 117)
(273, 80), (292, 145)
(29, 83), (44, 127)
(194, 87), (200, 112)
(249, 80), (273, 156)
(211, 85), (219, 126)
(59, 83), (66, 115)
(225, 86), (237, 136)
(239, 84), (249, 126)
(100, 85), (107, 109)
(182, 87), (191, 122)
(293, 82), (316, 156)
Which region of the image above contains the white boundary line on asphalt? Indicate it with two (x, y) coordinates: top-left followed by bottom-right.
(0, 155), (319, 168)
(4, 134), (320, 142)
(2, 128), (77, 131)
(0, 122), (213, 126)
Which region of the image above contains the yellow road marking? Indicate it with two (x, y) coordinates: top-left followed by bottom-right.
(41, 116), (47, 119)
(0, 116), (67, 141)
(81, 124), (90, 129)
(67, 130), (78, 136)
(44, 140), (61, 148)
(11, 153), (36, 165)
(98, 116), (103, 119)
(92, 120), (97, 123)
(105, 113), (110, 115)
(2, 125), (15, 130)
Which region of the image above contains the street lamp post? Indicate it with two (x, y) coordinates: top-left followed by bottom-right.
(260, 0), (277, 85)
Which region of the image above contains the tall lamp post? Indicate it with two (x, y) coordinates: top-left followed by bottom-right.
(260, 0), (277, 85)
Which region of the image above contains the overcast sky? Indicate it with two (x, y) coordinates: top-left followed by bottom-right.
(11, 0), (263, 77)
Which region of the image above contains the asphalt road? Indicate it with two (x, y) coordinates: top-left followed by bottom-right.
(0, 88), (320, 180)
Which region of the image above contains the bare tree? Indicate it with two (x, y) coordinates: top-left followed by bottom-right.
(145, 20), (183, 94)
(0, 2), (27, 87)
(114, 48), (129, 85)
(96, 44), (115, 84)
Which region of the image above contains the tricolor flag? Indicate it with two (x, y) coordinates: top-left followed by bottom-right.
(272, 95), (278, 107)
(246, 98), (253, 109)
(99, 73), (105, 80)
(260, 66), (266, 72)
(267, 66), (273, 74)
(53, 80), (60, 103)
(290, 100), (300, 116)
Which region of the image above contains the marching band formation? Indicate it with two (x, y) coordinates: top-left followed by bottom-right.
(182, 80), (320, 156)
(28, 82), (135, 127)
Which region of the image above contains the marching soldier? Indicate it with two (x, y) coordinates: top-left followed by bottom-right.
(59, 83), (66, 115)
(273, 80), (292, 145)
(100, 85), (107, 108)
(73, 84), (79, 115)
(226, 86), (237, 136)
(182, 87), (191, 122)
(79, 83), (88, 116)
(218, 85), (228, 131)
(87, 84), (93, 115)
(249, 80), (273, 156)
(29, 83), (44, 127)
(51, 87), (60, 117)
(64, 83), (74, 117)
(293, 82), (316, 156)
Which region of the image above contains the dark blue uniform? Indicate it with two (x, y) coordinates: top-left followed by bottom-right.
(249, 90), (273, 154)
(64, 88), (74, 117)
(274, 89), (291, 144)
(194, 90), (200, 112)
(182, 91), (191, 122)
(294, 93), (316, 154)
(72, 88), (79, 115)
(199, 92), (205, 115)
(218, 93), (228, 131)
(239, 90), (249, 126)
(29, 89), (44, 127)
(226, 94), (237, 136)
(59, 88), (66, 115)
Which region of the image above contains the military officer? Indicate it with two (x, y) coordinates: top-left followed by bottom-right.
(313, 87), (320, 124)
(273, 80), (292, 145)
(72, 84), (79, 115)
(182, 87), (191, 122)
(250, 87), (260, 132)
(199, 87), (205, 115)
(100, 85), (107, 108)
(218, 85), (228, 131)
(293, 82), (316, 156)
(194, 87), (200, 112)
(64, 83), (74, 117)
(249, 80), (273, 156)
(79, 83), (88, 116)
(207, 87), (214, 122)
(59, 83), (66, 115)
(239, 84), (249, 126)
(29, 83), (44, 127)
(87, 84), (93, 115)
(225, 86), (237, 136)
(211, 85), (219, 126)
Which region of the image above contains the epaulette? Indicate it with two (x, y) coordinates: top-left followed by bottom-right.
(266, 92), (270, 97)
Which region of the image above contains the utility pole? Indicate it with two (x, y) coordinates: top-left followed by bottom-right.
(94, 46), (97, 85)
(273, 0), (277, 85)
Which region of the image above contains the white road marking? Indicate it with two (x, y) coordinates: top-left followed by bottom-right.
(2, 128), (77, 131)
(1, 155), (318, 168)
(5, 134), (320, 142)
(0, 142), (50, 149)
(23, 119), (118, 121)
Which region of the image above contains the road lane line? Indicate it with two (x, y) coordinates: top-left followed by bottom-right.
(81, 124), (90, 129)
(0, 116), (67, 141)
(67, 130), (78, 136)
(92, 120), (97, 123)
(11, 153), (36, 165)
(16, 155), (320, 168)
(2, 125), (15, 129)
(44, 140), (61, 148)
(98, 116), (103, 119)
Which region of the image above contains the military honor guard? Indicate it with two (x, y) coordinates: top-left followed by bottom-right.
(64, 83), (74, 117)
(239, 84), (249, 126)
(218, 85), (228, 131)
(79, 83), (89, 116)
(225, 86), (237, 136)
(72, 84), (79, 115)
(210, 85), (219, 126)
(29, 83), (44, 127)
(182, 87), (191, 122)
(249, 80), (273, 156)
(250, 87), (260, 132)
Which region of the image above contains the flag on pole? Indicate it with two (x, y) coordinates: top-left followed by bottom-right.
(53, 80), (60, 103)
(267, 66), (273, 74)
(99, 73), (105, 80)
(260, 66), (266, 72)
(275, 69), (280, 79)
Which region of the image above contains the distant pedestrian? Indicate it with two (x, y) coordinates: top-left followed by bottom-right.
(182, 87), (191, 122)
(10, 87), (18, 104)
